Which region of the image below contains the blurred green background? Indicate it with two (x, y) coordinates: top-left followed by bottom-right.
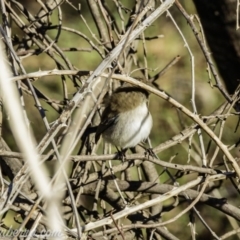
(2, 0), (240, 239)
(4, 0), (233, 150)
(4, 0), (237, 155)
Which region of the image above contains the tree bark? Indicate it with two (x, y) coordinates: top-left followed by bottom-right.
(193, 0), (240, 94)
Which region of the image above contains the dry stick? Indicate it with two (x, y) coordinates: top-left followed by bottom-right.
(188, 211), (196, 240)
(149, 229), (156, 240)
(11, 177), (76, 239)
(79, 175), (224, 232)
(208, 85), (240, 168)
(0, 96), (233, 178)
(34, 0), (175, 166)
(78, 175), (240, 238)
(87, 0), (112, 50)
(55, 4), (62, 45)
(61, 26), (105, 59)
(5, 6), (65, 112)
(192, 206), (220, 240)
(8, 0), (74, 71)
(209, 101), (237, 167)
(92, 164), (105, 219)
(221, 228), (240, 240)
(8, 0), (80, 91)
(25, 213), (44, 240)
(2, 1), (178, 237)
(1, 26), (47, 192)
(99, 75), (240, 179)
(10, 70), (233, 175)
(32, 1), (73, 71)
(140, 30), (163, 222)
(188, 97), (238, 236)
(79, 176), (239, 238)
(6, 3), (233, 238)
(175, 0), (232, 103)
(194, 14), (212, 83)
(0, 103), (234, 180)
(100, 0), (157, 91)
(166, 7), (207, 167)
(102, 174), (226, 231)
(3, 5), (82, 237)
(55, 80), (109, 223)
(0, 1), (29, 200)
(193, 91), (239, 238)
(108, 159), (128, 205)
(141, 32), (149, 80)
(151, 55), (181, 81)
(110, 210), (125, 240)
(61, 47), (93, 52)
(58, 64), (68, 102)
(40, 2), (63, 53)
(0, 150), (228, 176)
(113, 0), (126, 33)
(2, 27), (82, 240)
(237, 0), (240, 30)
(0, 39), (63, 236)
(0, 6), (30, 129)
(97, 0), (114, 47)
(222, 152), (240, 237)
(13, 198), (42, 239)
(9, 70), (88, 81)
(102, 0), (122, 40)
(35, 0), (48, 14)
(187, 134), (194, 163)
(78, 2), (107, 46)
(59, 91), (101, 227)
(157, 176), (216, 228)
(90, 224), (177, 239)
(132, 175), (218, 229)
(0, 178), (28, 216)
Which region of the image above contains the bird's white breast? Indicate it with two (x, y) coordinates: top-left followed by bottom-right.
(103, 103), (152, 149)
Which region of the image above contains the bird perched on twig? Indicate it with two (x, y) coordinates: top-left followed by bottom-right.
(95, 81), (153, 154)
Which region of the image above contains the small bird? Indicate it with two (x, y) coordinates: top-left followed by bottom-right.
(95, 82), (153, 152)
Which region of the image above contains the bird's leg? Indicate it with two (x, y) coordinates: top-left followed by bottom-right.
(138, 142), (155, 158)
(115, 147), (127, 161)
(144, 147), (155, 158)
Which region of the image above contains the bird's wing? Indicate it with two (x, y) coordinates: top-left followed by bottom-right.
(95, 114), (118, 143)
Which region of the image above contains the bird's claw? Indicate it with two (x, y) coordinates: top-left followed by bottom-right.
(115, 149), (127, 161)
(144, 147), (155, 158)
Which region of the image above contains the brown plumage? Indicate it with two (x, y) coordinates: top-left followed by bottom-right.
(95, 85), (152, 149)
